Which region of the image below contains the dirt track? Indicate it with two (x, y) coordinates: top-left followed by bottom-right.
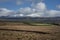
(0, 25), (60, 33)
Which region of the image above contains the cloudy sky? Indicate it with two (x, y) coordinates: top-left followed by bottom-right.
(0, 0), (60, 17)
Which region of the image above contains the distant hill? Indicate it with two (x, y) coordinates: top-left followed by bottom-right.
(0, 16), (60, 24)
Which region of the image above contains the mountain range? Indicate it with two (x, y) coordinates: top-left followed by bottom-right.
(0, 16), (60, 24)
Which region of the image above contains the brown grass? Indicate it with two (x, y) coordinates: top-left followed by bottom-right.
(0, 21), (60, 40)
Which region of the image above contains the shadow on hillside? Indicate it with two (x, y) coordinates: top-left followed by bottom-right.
(0, 29), (50, 34)
(51, 23), (60, 26)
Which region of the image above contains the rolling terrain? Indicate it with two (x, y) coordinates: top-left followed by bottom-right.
(0, 21), (60, 40)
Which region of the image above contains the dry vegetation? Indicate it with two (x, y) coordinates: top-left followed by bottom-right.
(0, 21), (60, 40)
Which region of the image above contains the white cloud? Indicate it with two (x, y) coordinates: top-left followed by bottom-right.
(35, 2), (46, 10)
(26, 12), (44, 17)
(19, 7), (33, 14)
(56, 5), (60, 9)
(0, 2), (60, 17)
(47, 10), (60, 17)
(16, 2), (46, 17)
(21, 2), (60, 17)
(13, 2), (60, 17)
(0, 8), (15, 16)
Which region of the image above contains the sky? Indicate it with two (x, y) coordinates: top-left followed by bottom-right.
(0, 0), (60, 17)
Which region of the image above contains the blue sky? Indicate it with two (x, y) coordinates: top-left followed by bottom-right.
(0, 0), (60, 10)
(45, 0), (60, 10)
(0, 0), (60, 17)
